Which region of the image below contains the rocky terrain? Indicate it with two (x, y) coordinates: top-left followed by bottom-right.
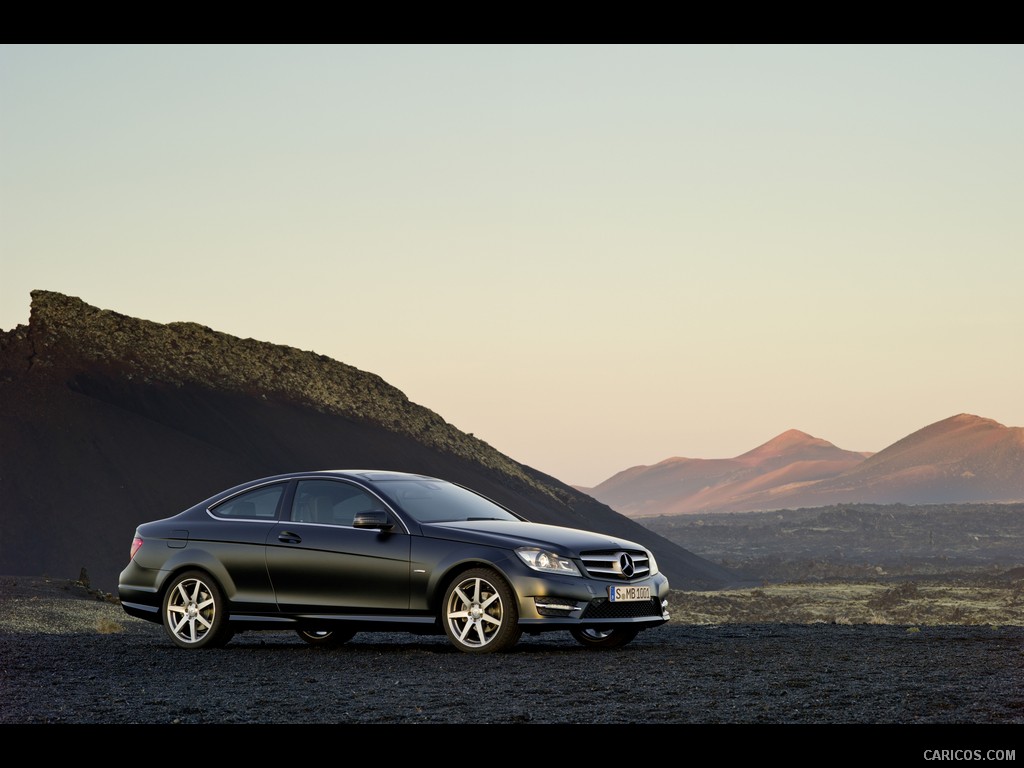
(643, 502), (1024, 583)
(1, 576), (1022, 736)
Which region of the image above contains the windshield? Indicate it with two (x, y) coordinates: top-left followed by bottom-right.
(374, 479), (521, 524)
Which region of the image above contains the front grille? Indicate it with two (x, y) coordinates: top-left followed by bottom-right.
(581, 597), (662, 620)
(580, 549), (651, 580)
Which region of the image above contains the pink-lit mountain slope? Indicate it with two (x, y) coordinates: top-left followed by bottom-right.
(586, 415), (1024, 517)
(585, 430), (871, 517)
(791, 414), (1024, 508)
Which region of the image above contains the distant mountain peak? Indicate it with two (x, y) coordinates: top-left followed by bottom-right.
(737, 429), (840, 461)
(943, 413), (1003, 429)
(860, 413), (1016, 467)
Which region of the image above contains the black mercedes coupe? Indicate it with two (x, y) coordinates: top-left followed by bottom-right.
(118, 470), (670, 653)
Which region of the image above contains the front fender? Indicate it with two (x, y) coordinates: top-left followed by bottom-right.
(410, 538), (519, 613)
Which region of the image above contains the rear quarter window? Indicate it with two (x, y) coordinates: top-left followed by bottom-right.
(210, 483), (285, 519)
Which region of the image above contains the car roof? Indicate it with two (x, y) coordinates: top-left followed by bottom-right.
(312, 469), (438, 482)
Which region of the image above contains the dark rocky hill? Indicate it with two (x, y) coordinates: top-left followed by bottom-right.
(0, 291), (735, 592)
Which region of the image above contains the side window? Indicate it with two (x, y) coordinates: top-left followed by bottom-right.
(292, 480), (382, 526)
(210, 483), (284, 519)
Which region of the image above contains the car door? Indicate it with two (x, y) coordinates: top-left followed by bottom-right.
(265, 478), (411, 613)
(199, 481), (287, 614)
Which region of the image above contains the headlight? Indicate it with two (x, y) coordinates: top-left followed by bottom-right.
(647, 550), (659, 576)
(515, 547), (582, 576)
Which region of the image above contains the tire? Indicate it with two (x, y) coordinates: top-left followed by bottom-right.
(161, 571), (232, 649)
(570, 626), (639, 650)
(296, 628), (357, 647)
(442, 568), (522, 653)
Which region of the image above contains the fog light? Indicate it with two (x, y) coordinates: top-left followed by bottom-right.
(534, 597), (578, 616)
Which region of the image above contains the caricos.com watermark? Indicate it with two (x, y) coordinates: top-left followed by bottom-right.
(924, 750), (1016, 761)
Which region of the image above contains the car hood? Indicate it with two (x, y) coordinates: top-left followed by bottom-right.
(421, 520), (644, 556)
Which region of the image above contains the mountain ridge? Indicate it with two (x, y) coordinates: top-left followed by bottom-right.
(14, 290), (553, 500)
(585, 414), (1024, 517)
(0, 290), (735, 591)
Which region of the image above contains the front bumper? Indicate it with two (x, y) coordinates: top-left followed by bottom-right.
(509, 569), (671, 630)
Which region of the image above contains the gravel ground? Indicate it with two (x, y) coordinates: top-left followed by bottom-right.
(1, 576), (1022, 755)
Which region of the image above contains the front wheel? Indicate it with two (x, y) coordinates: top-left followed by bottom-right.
(442, 568), (521, 653)
(570, 626), (639, 650)
(161, 571), (231, 649)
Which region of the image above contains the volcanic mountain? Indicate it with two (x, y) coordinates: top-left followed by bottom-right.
(586, 430), (871, 516)
(587, 417), (1024, 517)
(795, 414), (1024, 507)
(0, 291), (735, 592)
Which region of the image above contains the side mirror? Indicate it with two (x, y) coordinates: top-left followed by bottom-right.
(353, 510), (394, 531)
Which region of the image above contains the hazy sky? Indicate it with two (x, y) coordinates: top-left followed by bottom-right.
(2, 44), (1022, 486)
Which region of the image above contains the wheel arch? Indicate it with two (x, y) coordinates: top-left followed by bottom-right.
(154, 554), (237, 612)
(428, 558), (518, 619)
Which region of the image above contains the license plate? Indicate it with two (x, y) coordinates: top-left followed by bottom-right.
(608, 585), (651, 602)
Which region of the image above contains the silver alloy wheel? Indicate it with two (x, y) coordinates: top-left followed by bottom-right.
(445, 575), (505, 649)
(166, 577), (217, 645)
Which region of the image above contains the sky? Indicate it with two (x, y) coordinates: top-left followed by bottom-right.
(2, 44), (1022, 487)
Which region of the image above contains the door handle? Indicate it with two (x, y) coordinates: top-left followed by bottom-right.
(277, 531), (302, 544)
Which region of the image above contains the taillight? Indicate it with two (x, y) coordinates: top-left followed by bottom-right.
(129, 536), (143, 561)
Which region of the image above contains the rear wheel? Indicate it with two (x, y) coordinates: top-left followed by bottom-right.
(570, 626), (639, 649)
(296, 628), (357, 647)
(161, 571), (232, 649)
(442, 568), (521, 653)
